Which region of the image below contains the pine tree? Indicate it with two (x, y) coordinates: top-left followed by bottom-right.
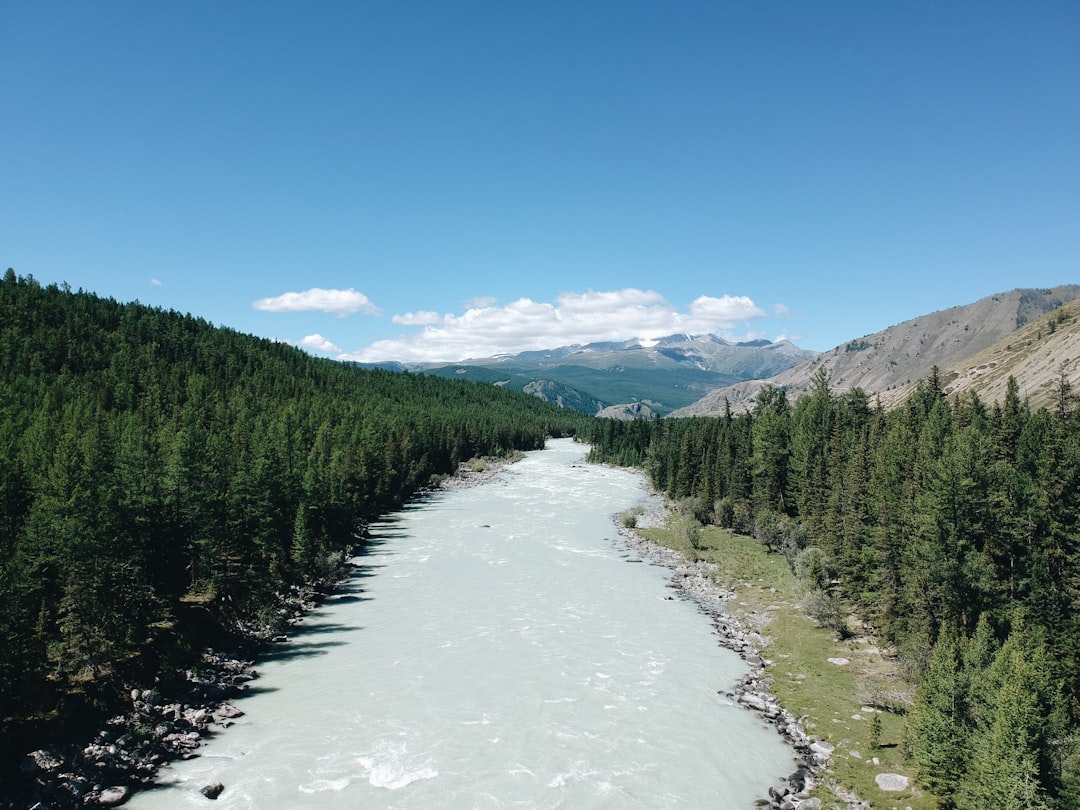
(958, 629), (1066, 809)
(750, 385), (791, 513)
(912, 626), (970, 800)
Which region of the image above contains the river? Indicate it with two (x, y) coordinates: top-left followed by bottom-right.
(127, 438), (794, 808)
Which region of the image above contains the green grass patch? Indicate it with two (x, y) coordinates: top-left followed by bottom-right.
(639, 522), (937, 810)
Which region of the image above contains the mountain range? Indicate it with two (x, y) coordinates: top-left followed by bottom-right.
(359, 285), (1080, 418)
(357, 334), (817, 416)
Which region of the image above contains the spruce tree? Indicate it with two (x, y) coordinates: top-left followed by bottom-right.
(912, 626), (970, 800)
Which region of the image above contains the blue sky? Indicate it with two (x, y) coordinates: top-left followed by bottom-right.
(3, 1), (1077, 362)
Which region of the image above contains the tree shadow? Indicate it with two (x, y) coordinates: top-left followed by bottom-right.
(328, 594), (373, 604)
(257, 639), (350, 663)
(234, 683), (281, 696)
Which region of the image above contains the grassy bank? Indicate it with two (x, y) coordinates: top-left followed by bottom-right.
(637, 520), (938, 810)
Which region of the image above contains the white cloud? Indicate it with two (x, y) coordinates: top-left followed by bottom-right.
(297, 334), (342, 354)
(393, 310), (442, 326)
(338, 288), (769, 364)
(774, 303), (791, 317)
(253, 287), (382, 317)
(149, 278), (163, 287)
(688, 295), (765, 325)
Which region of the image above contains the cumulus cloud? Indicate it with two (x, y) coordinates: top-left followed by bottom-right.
(253, 287), (382, 317)
(688, 295), (765, 324)
(338, 288), (771, 364)
(393, 310), (442, 326)
(297, 334), (342, 354)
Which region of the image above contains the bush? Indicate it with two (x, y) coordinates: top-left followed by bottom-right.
(753, 510), (808, 562)
(793, 546), (836, 591)
(674, 496), (712, 525)
(731, 500), (755, 535)
(801, 586), (847, 637)
(713, 497), (735, 528)
(619, 506), (644, 529)
(672, 514), (703, 550)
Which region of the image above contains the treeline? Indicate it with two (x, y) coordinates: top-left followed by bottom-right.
(0, 270), (588, 755)
(588, 368), (1080, 807)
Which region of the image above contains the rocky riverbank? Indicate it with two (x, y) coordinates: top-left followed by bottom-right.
(616, 522), (867, 810)
(1, 578), (334, 810)
(2, 455), (525, 810)
(11, 651), (256, 809)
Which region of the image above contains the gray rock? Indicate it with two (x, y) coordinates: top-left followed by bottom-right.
(787, 766), (809, 790)
(140, 689), (163, 706)
(20, 749), (65, 775)
(51, 774), (89, 803)
(875, 772), (911, 791)
(738, 692), (769, 712)
(200, 782), (225, 799)
(97, 785), (131, 806)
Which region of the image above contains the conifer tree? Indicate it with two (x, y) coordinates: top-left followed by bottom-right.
(912, 626), (970, 800)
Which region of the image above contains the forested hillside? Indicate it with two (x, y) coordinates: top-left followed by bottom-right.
(0, 270), (589, 763)
(589, 368), (1080, 807)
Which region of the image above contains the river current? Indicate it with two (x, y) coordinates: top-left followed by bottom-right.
(127, 438), (794, 808)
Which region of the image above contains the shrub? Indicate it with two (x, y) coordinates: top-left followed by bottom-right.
(801, 586), (847, 637)
(713, 497), (735, 528)
(619, 506), (644, 529)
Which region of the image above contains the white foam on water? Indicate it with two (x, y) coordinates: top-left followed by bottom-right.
(546, 762), (601, 789)
(298, 778), (350, 793)
(357, 754), (439, 791)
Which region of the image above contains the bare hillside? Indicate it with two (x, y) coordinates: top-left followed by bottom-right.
(672, 285), (1080, 416)
(877, 299), (1080, 411)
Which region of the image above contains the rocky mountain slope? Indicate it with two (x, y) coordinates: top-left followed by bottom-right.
(878, 296), (1080, 412)
(671, 285), (1080, 416)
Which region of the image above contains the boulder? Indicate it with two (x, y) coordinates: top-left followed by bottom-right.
(140, 689), (163, 706)
(738, 692), (769, 712)
(875, 772), (911, 791)
(20, 748), (65, 775)
(200, 782), (225, 799)
(97, 785), (132, 806)
(788, 766), (810, 791)
(50, 773), (89, 803)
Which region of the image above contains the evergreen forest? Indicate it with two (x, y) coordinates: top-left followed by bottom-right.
(588, 367), (1080, 807)
(0, 270), (589, 765)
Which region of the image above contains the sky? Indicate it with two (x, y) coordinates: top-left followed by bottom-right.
(3, 1), (1078, 363)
